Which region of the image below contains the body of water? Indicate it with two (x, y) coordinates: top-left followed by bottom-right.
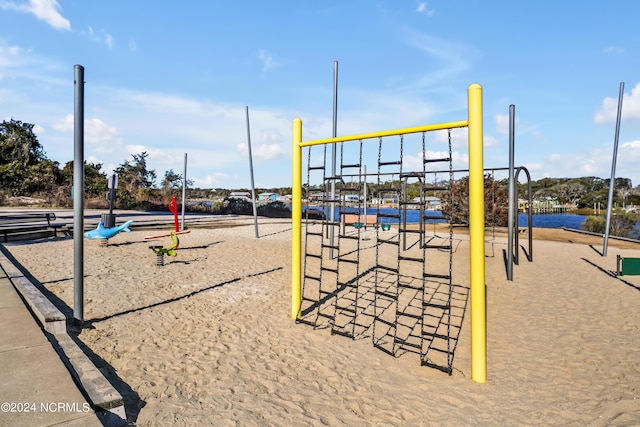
(518, 213), (587, 229)
(304, 206), (589, 230)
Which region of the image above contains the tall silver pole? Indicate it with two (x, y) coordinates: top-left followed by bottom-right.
(329, 60), (338, 258)
(246, 106), (259, 238)
(507, 104), (515, 280)
(73, 65), (85, 324)
(181, 153), (187, 231)
(603, 82), (625, 256)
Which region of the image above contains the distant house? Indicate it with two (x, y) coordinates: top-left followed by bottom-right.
(228, 191), (251, 201)
(343, 194), (360, 203)
(258, 192), (280, 202)
(382, 193), (399, 204)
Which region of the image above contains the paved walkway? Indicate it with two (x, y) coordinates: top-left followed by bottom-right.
(0, 260), (103, 426)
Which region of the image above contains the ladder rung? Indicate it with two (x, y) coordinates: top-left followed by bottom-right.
(424, 244), (452, 250)
(324, 176), (344, 182)
(379, 160), (402, 166)
(306, 253), (321, 259)
(377, 186), (400, 192)
(303, 274), (320, 281)
(322, 244), (339, 250)
(423, 185), (448, 191)
(308, 165), (325, 171)
(423, 215), (445, 221)
(341, 163), (361, 169)
(321, 267), (338, 274)
(378, 213), (400, 219)
(399, 228), (423, 234)
(424, 157), (451, 163)
(306, 231), (323, 236)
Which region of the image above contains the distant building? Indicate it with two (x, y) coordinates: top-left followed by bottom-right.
(228, 191), (251, 201)
(258, 192), (280, 201)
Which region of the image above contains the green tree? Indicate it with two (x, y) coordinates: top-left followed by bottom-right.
(0, 119), (46, 166)
(0, 119), (51, 196)
(581, 208), (640, 238)
(114, 152), (157, 207)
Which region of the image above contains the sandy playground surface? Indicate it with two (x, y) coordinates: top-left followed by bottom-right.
(2, 218), (640, 426)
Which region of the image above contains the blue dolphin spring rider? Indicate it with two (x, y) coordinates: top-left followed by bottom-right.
(84, 220), (134, 244)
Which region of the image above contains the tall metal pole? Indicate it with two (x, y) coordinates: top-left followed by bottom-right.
(603, 82), (625, 256)
(329, 60), (338, 258)
(181, 153), (187, 231)
(246, 106), (259, 238)
(73, 65), (85, 324)
(507, 104), (515, 280)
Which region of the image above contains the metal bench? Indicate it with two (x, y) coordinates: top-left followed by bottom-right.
(0, 212), (66, 242)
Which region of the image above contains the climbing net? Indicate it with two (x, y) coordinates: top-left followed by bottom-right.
(298, 129), (468, 374)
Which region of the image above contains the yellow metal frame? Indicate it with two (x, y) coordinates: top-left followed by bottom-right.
(291, 83), (485, 383)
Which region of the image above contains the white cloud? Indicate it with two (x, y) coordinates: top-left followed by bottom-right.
(397, 30), (472, 90)
(258, 49), (280, 72)
(495, 113), (510, 134)
(52, 114), (120, 145)
(193, 172), (230, 188)
(594, 82), (640, 124)
(484, 135), (499, 148)
(236, 142), (286, 160)
(81, 26), (114, 49)
(603, 45), (624, 55)
(416, 2), (434, 17)
(0, 0), (70, 30)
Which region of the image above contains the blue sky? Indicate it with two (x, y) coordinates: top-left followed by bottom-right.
(1, 0), (639, 190)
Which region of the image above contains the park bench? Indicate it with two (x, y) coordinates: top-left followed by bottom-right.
(616, 255), (640, 276)
(0, 212), (66, 242)
(342, 213), (378, 233)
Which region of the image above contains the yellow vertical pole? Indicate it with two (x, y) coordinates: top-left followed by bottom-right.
(468, 83), (486, 383)
(291, 118), (303, 319)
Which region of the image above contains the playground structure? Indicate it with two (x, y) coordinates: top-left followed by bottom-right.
(292, 84), (487, 382)
(145, 196), (190, 266)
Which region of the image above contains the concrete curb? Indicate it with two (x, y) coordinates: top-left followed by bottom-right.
(0, 249), (127, 426)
